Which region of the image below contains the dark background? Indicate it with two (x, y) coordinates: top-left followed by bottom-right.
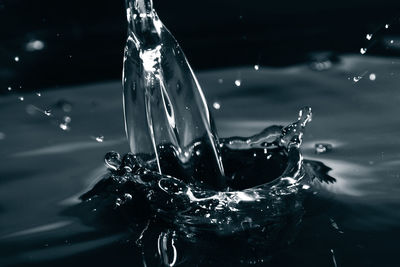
(1, 0), (399, 92)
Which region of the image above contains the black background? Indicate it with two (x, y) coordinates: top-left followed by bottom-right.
(1, 0), (399, 91)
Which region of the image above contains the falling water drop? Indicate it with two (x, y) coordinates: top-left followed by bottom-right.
(360, 48), (367, 55)
(18, 96), (24, 101)
(7, 87), (12, 91)
(44, 109), (52, 116)
(234, 79), (242, 87)
(369, 73), (376, 81)
(254, 65), (259, 71)
(36, 92), (41, 97)
(385, 24), (390, 29)
(366, 33), (373, 40)
(353, 76), (362, 82)
(14, 56), (20, 62)
(213, 102), (221, 110)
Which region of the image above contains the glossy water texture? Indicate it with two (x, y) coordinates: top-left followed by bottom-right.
(1, 55), (400, 266)
(122, 0), (225, 189)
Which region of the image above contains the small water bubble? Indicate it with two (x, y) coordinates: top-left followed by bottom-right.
(254, 64), (259, 71)
(7, 86), (11, 91)
(234, 79), (241, 87)
(64, 116), (71, 123)
(14, 56), (20, 62)
(62, 103), (72, 112)
(360, 48), (367, 54)
(213, 102), (221, 110)
(385, 24), (390, 29)
(315, 143), (333, 154)
(18, 96), (24, 101)
(104, 151), (122, 171)
(369, 73), (376, 81)
(36, 92), (41, 97)
(390, 40), (394, 44)
(366, 33), (373, 40)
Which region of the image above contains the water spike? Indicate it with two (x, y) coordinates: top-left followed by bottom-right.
(123, 0), (226, 189)
(280, 107), (312, 147)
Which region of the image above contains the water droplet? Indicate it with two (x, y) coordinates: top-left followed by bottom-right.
(366, 33), (373, 40)
(369, 73), (376, 81)
(213, 102), (221, 110)
(254, 65), (259, 71)
(360, 48), (367, 54)
(25, 40), (45, 52)
(385, 24), (390, 29)
(44, 109), (52, 116)
(59, 123), (69, 131)
(234, 79), (241, 87)
(64, 116), (71, 123)
(353, 76), (362, 82)
(14, 56), (19, 62)
(390, 40), (394, 44)
(314, 143), (333, 154)
(18, 96), (24, 101)
(104, 151), (122, 171)
(7, 86), (11, 91)
(36, 92), (41, 97)
(124, 193), (133, 201)
(95, 136), (104, 143)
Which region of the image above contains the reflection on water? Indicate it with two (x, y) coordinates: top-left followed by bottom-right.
(1, 55), (400, 266)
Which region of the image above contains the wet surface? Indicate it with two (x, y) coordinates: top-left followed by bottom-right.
(1, 55), (400, 266)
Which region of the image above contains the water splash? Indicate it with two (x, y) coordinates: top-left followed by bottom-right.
(83, 108), (314, 235)
(122, 0), (225, 189)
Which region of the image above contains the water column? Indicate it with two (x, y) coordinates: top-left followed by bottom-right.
(122, 0), (226, 189)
